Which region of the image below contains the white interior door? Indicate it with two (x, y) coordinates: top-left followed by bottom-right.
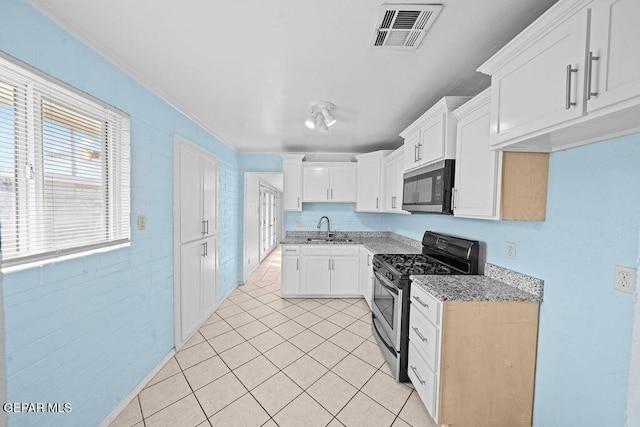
(259, 184), (278, 262)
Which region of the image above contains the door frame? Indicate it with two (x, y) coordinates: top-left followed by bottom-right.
(172, 135), (219, 350)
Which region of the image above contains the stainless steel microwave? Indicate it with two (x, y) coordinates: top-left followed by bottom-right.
(402, 159), (454, 214)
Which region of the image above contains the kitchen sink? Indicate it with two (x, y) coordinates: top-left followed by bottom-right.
(306, 237), (354, 243)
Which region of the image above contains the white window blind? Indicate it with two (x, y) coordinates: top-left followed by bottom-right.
(0, 54), (130, 267)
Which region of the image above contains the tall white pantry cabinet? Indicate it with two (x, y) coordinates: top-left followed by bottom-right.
(173, 137), (219, 349)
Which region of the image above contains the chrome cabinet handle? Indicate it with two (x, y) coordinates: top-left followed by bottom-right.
(391, 196), (396, 209)
(296, 258), (299, 270)
(417, 143), (422, 161)
(410, 366), (426, 385)
(586, 51), (599, 100)
(452, 188), (457, 211)
(376, 197), (379, 209)
(414, 296), (430, 310)
(367, 254), (371, 266)
(414, 144), (418, 162)
(412, 326), (428, 343)
(565, 64), (578, 109)
(201, 242), (207, 257)
(297, 197), (300, 208)
(284, 248), (296, 252)
(202, 220), (207, 235)
(331, 189), (333, 199)
(328, 259), (331, 270)
(327, 189), (329, 200)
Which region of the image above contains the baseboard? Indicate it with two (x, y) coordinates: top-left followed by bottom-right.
(98, 349), (176, 427)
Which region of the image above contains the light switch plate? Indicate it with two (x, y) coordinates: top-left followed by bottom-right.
(506, 242), (516, 259)
(137, 214), (146, 231)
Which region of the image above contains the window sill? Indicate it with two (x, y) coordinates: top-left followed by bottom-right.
(1, 242), (131, 275)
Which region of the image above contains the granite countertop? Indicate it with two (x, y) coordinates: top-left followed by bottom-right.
(281, 231), (422, 255)
(411, 275), (542, 302)
(282, 231), (544, 303)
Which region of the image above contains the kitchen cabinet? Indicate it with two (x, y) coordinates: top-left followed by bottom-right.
(478, 0), (640, 152)
(355, 151), (391, 212)
(452, 89), (549, 220)
(282, 154), (304, 211)
(281, 245), (300, 296)
(179, 236), (217, 341)
(180, 144), (218, 243)
(408, 285), (539, 426)
(302, 162), (356, 202)
(400, 96), (470, 172)
(293, 245), (360, 296)
(359, 247), (374, 309)
(383, 147), (409, 214)
(174, 138), (218, 349)
(587, 0), (640, 113)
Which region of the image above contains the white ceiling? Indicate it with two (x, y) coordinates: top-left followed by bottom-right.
(28, 0), (558, 154)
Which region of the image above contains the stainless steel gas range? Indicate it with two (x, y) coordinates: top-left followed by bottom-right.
(371, 231), (480, 382)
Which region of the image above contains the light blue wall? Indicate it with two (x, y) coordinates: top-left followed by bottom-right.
(0, 1), (246, 426)
(384, 134), (640, 426)
(284, 203), (389, 232)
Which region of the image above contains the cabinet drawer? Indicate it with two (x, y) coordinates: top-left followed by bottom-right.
(331, 245), (360, 256)
(301, 245), (332, 256)
(410, 285), (441, 326)
(409, 306), (439, 371)
(408, 341), (438, 420)
(282, 245), (300, 255)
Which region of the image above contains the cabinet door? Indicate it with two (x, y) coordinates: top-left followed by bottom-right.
(356, 157), (381, 211)
(404, 133), (420, 170)
(283, 158), (302, 211)
(180, 145), (203, 243)
(454, 98), (499, 218)
(303, 166), (330, 202)
(491, 8), (588, 145)
(331, 256), (360, 295)
(180, 240), (204, 340)
(301, 256), (331, 294)
(419, 114), (445, 165)
(281, 256), (300, 295)
(202, 236), (217, 315)
(202, 156), (217, 235)
(384, 155), (396, 211)
(587, 0), (640, 112)
(330, 166), (356, 202)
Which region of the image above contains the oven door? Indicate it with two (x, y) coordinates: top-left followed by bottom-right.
(371, 270), (402, 351)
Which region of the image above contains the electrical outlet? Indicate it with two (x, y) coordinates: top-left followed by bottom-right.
(506, 242), (516, 259)
(614, 265), (637, 294)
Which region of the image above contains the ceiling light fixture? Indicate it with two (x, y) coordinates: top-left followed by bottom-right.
(305, 101), (336, 131)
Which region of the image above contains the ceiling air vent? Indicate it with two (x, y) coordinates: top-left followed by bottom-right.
(371, 4), (442, 50)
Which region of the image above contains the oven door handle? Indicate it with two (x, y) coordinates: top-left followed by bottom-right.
(374, 271), (399, 295)
(372, 314), (396, 354)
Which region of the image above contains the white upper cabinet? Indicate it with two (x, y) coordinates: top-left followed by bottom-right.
(452, 89), (500, 219)
(355, 151), (391, 212)
(453, 89), (549, 221)
(400, 97), (470, 172)
(587, 0), (640, 113)
(302, 162), (356, 203)
(383, 147), (409, 214)
(180, 143), (218, 243)
(282, 154), (304, 211)
(478, 0), (640, 152)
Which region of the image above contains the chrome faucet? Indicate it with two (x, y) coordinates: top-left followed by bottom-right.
(317, 216), (331, 239)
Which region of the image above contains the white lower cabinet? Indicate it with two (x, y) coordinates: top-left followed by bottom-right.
(408, 284), (540, 426)
(283, 245), (360, 297)
(281, 245), (300, 296)
(179, 235), (217, 342)
(359, 247), (374, 309)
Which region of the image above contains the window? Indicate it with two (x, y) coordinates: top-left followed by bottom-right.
(0, 54), (130, 267)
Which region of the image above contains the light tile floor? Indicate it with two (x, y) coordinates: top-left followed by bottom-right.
(110, 246), (436, 427)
